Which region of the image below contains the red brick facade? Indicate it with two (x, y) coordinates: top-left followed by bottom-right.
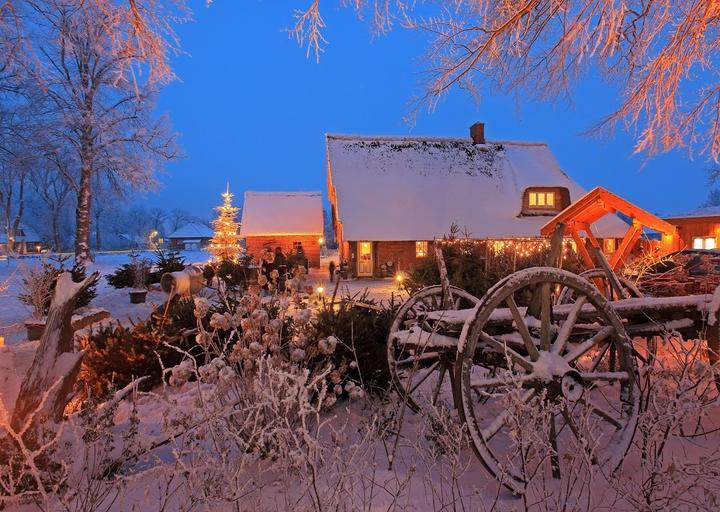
(346, 240), (433, 277)
(245, 235), (321, 268)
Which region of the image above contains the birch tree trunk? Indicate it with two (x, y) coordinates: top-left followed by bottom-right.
(10, 272), (99, 440)
(75, 155), (93, 265)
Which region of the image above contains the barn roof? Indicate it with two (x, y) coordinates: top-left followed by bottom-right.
(0, 223), (41, 244)
(664, 205), (720, 220)
(326, 134), (629, 240)
(168, 222), (213, 240)
(240, 191), (323, 237)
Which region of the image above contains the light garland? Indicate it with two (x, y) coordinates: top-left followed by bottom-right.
(435, 237), (578, 259)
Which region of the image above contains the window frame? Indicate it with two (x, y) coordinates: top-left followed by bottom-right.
(528, 190), (556, 209)
(692, 236), (716, 250)
(415, 241), (429, 258)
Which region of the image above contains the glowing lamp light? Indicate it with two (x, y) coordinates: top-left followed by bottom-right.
(395, 273), (405, 283)
(318, 237), (325, 245)
(316, 286), (325, 295)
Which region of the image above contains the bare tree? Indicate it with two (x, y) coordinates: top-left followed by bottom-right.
(29, 160), (72, 251)
(291, 1), (720, 161)
(24, 0), (179, 263)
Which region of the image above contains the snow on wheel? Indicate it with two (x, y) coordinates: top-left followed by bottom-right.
(387, 285), (479, 412)
(556, 268), (642, 305)
(455, 267), (640, 495)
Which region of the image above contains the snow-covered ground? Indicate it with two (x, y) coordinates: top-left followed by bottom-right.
(0, 250), (404, 348)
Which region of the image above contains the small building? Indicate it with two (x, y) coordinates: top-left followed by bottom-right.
(664, 206), (720, 250)
(0, 224), (43, 256)
(326, 124), (628, 277)
(240, 191), (324, 268)
(167, 222), (214, 251)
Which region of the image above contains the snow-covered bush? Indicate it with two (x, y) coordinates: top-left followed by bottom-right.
(19, 258), (97, 317)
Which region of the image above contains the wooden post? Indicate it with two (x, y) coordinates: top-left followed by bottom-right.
(434, 242), (453, 309)
(528, 223), (566, 318)
(11, 272), (99, 438)
(590, 244), (629, 300)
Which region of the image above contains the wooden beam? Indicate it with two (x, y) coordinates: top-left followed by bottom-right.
(610, 224), (642, 269)
(570, 227), (595, 269)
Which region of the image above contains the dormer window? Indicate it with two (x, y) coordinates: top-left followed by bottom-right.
(521, 187), (570, 216)
(529, 191), (555, 208)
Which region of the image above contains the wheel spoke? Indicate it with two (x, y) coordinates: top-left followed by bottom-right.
(480, 389), (535, 441)
(581, 398), (623, 429)
(579, 371), (629, 382)
(395, 351), (439, 367)
(470, 373), (536, 389)
(549, 413), (561, 479)
(561, 405), (598, 465)
(478, 330), (534, 372)
(506, 296), (540, 361)
(552, 295), (587, 355)
(540, 283), (552, 351)
(431, 363), (448, 405)
(408, 361), (441, 394)
(564, 325), (615, 363)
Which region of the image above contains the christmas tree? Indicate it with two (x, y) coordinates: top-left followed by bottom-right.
(209, 183), (242, 262)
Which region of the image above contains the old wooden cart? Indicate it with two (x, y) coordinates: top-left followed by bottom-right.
(386, 196), (720, 494)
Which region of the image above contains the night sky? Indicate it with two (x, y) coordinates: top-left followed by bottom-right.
(150, 1), (709, 219)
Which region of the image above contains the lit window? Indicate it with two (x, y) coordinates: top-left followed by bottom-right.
(416, 241), (428, 258)
(693, 236), (716, 250)
(604, 238), (616, 253)
(528, 190), (556, 209)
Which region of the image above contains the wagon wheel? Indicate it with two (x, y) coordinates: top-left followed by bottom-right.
(556, 268), (642, 305)
(455, 267), (640, 495)
(387, 285), (480, 413)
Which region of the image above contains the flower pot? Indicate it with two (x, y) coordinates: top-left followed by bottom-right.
(25, 319), (45, 341)
(129, 289), (148, 304)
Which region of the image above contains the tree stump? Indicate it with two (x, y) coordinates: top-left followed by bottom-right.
(10, 271), (99, 437)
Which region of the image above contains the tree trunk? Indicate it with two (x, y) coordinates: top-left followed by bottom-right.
(75, 155), (93, 264)
(10, 272), (99, 443)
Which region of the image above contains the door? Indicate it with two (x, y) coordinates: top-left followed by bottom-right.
(357, 241), (374, 277)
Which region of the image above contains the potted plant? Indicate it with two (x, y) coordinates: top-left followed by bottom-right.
(128, 256), (151, 304)
(19, 261), (57, 341)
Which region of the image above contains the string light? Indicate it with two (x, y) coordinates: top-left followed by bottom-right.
(435, 237), (578, 259)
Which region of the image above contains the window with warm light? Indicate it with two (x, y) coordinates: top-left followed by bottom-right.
(693, 236), (716, 250)
(416, 241), (428, 258)
(528, 191), (556, 208)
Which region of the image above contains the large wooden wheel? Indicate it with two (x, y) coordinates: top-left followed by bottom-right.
(455, 267), (640, 495)
(387, 285), (480, 412)
(557, 268), (642, 305)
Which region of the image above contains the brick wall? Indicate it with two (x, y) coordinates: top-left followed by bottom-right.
(347, 240), (433, 277)
(245, 235), (321, 267)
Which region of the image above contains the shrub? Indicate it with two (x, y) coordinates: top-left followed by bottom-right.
(404, 228), (584, 298)
(313, 291), (399, 394)
(148, 249), (186, 283)
(19, 257), (97, 316)
(75, 297), (201, 402)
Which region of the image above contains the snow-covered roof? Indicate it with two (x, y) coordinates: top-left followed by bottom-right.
(326, 134), (629, 240)
(0, 224), (41, 244)
(168, 222), (213, 239)
(664, 205), (720, 220)
(239, 191), (324, 237)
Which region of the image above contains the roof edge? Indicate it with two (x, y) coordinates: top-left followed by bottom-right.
(325, 133), (547, 147)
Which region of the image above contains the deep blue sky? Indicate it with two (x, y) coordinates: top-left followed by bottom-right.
(150, 1), (709, 220)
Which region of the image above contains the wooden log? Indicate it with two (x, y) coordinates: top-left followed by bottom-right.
(11, 271), (99, 438)
(434, 243), (453, 309)
(529, 223), (565, 317)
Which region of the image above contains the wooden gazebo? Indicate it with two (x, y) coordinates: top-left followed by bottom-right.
(540, 187), (680, 270)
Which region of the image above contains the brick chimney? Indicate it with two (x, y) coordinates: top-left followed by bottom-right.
(470, 122), (485, 144)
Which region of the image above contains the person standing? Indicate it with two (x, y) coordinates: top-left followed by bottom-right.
(328, 260), (336, 283)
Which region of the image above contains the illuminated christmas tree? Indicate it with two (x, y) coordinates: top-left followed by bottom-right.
(209, 183), (242, 262)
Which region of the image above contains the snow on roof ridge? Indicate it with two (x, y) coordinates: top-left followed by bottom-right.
(244, 191), (322, 197)
(325, 132), (548, 147)
(664, 205), (720, 219)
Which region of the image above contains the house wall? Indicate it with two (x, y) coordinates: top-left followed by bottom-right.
(246, 235), (321, 268)
(665, 216), (720, 249)
(347, 240), (434, 277)
(168, 238), (211, 250)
